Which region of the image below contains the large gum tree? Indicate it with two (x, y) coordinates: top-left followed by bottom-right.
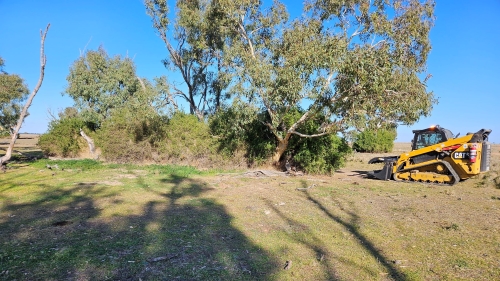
(214, 0), (436, 163)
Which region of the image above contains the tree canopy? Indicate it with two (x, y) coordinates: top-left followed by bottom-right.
(178, 0), (437, 162)
(64, 47), (170, 128)
(0, 56), (30, 134)
(145, 0), (232, 120)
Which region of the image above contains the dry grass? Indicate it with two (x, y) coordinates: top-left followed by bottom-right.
(1, 141), (500, 280)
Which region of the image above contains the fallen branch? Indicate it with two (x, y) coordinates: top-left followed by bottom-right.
(147, 254), (179, 263)
(297, 184), (316, 191)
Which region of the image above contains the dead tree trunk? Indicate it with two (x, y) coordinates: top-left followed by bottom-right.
(0, 24), (50, 167)
(80, 128), (97, 159)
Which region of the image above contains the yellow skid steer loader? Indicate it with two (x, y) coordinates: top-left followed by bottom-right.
(369, 125), (492, 185)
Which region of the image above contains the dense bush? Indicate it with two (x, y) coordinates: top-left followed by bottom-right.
(286, 112), (352, 174)
(161, 112), (215, 163)
(96, 108), (168, 163)
(38, 117), (89, 157)
(210, 103), (352, 173)
(352, 128), (396, 153)
(96, 110), (231, 167)
(291, 134), (351, 174)
(209, 100), (275, 165)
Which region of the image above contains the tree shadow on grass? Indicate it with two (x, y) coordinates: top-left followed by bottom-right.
(264, 199), (341, 280)
(0, 172), (278, 280)
(294, 180), (410, 281)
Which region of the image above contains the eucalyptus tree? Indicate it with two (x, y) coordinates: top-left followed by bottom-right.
(216, 0), (436, 163)
(65, 47), (168, 128)
(0, 56), (30, 135)
(145, 0), (231, 120)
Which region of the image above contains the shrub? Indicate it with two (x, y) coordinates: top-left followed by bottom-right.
(292, 134), (351, 174)
(209, 100), (275, 165)
(38, 117), (89, 157)
(161, 112), (215, 162)
(352, 128), (396, 153)
(96, 110), (226, 167)
(286, 112), (352, 174)
(96, 108), (167, 163)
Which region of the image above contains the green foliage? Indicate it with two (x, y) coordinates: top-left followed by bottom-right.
(353, 128), (397, 153)
(65, 47), (140, 127)
(0, 56), (29, 134)
(209, 99), (275, 164)
(96, 107), (168, 163)
(286, 111), (352, 174)
(97, 111), (217, 165)
(161, 112), (215, 161)
(64, 47), (168, 128)
(38, 116), (88, 157)
(203, 0), (435, 162)
(210, 104), (351, 172)
(145, 0), (231, 119)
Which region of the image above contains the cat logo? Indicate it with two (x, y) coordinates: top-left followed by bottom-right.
(453, 152), (470, 159)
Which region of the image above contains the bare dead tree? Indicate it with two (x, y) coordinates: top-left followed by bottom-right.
(0, 24), (50, 167)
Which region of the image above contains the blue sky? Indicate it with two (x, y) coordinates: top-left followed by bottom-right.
(0, 0), (499, 143)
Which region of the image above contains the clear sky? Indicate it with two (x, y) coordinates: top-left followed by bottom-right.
(0, 0), (499, 143)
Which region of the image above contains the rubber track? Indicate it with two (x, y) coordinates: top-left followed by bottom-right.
(393, 160), (460, 186)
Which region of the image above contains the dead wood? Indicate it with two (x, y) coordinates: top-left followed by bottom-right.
(0, 24), (50, 166)
(80, 128), (97, 159)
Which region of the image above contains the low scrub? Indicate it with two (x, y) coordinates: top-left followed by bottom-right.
(353, 128), (396, 153)
(38, 117), (90, 157)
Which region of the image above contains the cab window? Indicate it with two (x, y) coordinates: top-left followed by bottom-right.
(415, 132), (443, 149)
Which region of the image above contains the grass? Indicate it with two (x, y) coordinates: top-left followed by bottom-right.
(1, 143), (500, 280)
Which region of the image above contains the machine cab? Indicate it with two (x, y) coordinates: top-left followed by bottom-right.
(411, 125), (454, 150)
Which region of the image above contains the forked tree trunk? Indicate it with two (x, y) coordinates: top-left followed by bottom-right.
(0, 24), (50, 167)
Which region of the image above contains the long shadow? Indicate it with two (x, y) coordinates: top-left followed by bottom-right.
(264, 199), (341, 280)
(351, 170), (371, 177)
(297, 183), (408, 280)
(0, 170), (278, 280)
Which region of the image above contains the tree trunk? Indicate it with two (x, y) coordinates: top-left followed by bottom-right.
(0, 24), (50, 167)
(272, 133), (291, 164)
(80, 128), (97, 159)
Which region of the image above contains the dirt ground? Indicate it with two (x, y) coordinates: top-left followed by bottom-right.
(2, 137), (500, 280)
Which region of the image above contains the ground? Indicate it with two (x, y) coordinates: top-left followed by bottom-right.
(1, 137), (500, 280)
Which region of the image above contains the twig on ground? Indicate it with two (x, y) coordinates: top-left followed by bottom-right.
(297, 184), (316, 191)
